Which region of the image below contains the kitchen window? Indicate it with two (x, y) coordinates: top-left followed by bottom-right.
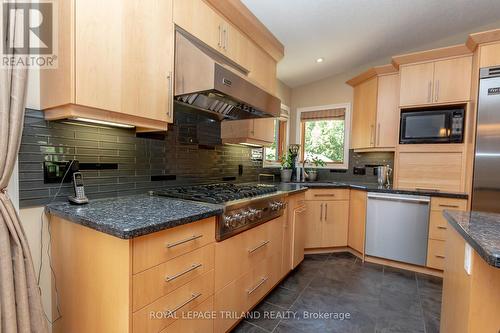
(297, 103), (351, 169)
(263, 105), (289, 167)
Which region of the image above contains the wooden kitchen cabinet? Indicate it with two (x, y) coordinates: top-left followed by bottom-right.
(284, 193), (306, 271)
(399, 56), (472, 106)
(395, 147), (465, 192)
(348, 190), (367, 255)
(304, 189), (349, 249)
(399, 62), (435, 106)
(351, 77), (378, 149)
(221, 118), (275, 146)
(348, 68), (399, 150)
(75, 0), (174, 123)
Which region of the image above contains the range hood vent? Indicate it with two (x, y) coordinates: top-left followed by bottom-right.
(174, 32), (281, 120)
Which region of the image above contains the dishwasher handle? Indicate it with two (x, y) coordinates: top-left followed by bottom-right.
(367, 193), (430, 204)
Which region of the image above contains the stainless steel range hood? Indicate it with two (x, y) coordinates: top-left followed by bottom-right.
(174, 32), (281, 120)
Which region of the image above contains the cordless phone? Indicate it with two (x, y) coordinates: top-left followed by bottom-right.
(68, 172), (89, 205)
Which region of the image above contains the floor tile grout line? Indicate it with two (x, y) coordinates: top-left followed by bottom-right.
(243, 319), (272, 333)
(415, 274), (428, 333)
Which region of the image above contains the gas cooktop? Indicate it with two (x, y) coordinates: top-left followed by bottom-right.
(154, 183), (278, 204)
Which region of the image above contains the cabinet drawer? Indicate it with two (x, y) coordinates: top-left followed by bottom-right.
(430, 197), (467, 212)
(214, 254), (280, 333)
(429, 211), (449, 241)
(427, 239), (445, 270)
(133, 217), (215, 274)
(160, 296), (214, 333)
(214, 216), (283, 291)
(133, 270), (214, 333)
(305, 189), (349, 201)
(133, 244), (215, 312)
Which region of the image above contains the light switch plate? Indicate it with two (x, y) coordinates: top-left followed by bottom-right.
(464, 243), (472, 275)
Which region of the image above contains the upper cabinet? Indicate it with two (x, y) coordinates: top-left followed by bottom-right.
(75, 0), (174, 123)
(173, 0), (277, 95)
(220, 118), (275, 146)
(348, 66), (400, 150)
(399, 56), (472, 107)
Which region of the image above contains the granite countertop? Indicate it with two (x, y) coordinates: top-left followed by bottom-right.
(45, 194), (224, 239)
(286, 181), (468, 199)
(443, 210), (500, 268)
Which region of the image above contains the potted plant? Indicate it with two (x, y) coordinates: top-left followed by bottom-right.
(307, 157), (326, 181)
(279, 153), (293, 182)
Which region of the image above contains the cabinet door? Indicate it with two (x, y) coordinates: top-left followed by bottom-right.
(351, 77), (378, 149)
(292, 206), (307, 269)
(322, 201), (349, 247)
(75, 0), (173, 122)
(281, 205), (292, 276)
(173, 0), (224, 53)
(399, 62), (435, 106)
(376, 74), (400, 148)
(252, 118), (276, 143)
(396, 151), (464, 192)
(348, 190), (367, 254)
(304, 201), (322, 248)
(246, 42), (277, 95)
(433, 56), (472, 103)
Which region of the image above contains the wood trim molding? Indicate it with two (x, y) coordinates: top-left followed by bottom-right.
(392, 44), (472, 68)
(365, 255), (443, 278)
(204, 0), (284, 61)
(221, 137), (273, 147)
(43, 104), (169, 131)
(346, 64), (397, 86)
(466, 28), (500, 51)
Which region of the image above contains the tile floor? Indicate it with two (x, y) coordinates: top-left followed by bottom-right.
(232, 252), (443, 333)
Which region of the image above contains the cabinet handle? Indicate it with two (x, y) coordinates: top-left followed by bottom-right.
(248, 240), (270, 254)
(435, 80), (440, 102)
(438, 204), (460, 209)
(223, 26), (228, 50)
(325, 203), (328, 220)
(165, 263), (203, 282)
(165, 292), (202, 316)
(295, 207), (306, 214)
(320, 203), (323, 221)
(415, 187), (440, 192)
(428, 81), (432, 102)
(166, 234), (203, 249)
(437, 226), (447, 230)
(435, 255), (445, 259)
(247, 277), (268, 295)
(370, 125), (375, 146)
(167, 71), (173, 119)
(218, 24), (222, 48)
(314, 194), (336, 197)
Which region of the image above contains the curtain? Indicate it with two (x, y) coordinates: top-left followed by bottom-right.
(0, 1), (49, 332)
(300, 107), (345, 121)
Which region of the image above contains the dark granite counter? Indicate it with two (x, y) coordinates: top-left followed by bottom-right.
(443, 210), (500, 268)
(286, 181), (468, 199)
(276, 183), (308, 195)
(45, 194), (223, 239)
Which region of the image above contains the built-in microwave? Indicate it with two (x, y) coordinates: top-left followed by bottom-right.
(399, 108), (464, 144)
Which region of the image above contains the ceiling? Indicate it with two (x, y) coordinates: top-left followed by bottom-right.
(242, 0), (500, 88)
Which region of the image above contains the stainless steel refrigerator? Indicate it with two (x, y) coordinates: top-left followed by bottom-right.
(472, 66), (500, 213)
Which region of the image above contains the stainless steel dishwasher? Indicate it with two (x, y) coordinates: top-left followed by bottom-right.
(366, 193), (430, 266)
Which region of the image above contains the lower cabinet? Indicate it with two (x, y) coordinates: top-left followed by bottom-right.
(426, 197), (467, 270)
(304, 189), (349, 249)
(348, 190), (367, 255)
(213, 216), (284, 332)
(292, 202), (307, 268)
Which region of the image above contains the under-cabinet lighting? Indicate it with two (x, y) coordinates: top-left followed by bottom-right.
(72, 117), (135, 128)
(239, 142), (262, 147)
(316, 57), (324, 63)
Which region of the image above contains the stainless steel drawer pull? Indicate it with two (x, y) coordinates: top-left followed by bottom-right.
(165, 263), (203, 282)
(435, 255), (445, 259)
(248, 240), (270, 254)
(438, 204), (460, 208)
(247, 277), (268, 295)
(166, 234), (203, 249)
(314, 194), (336, 197)
(437, 226), (447, 230)
(165, 292), (202, 316)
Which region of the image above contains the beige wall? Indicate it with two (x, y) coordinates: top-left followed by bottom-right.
(276, 79), (292, 106)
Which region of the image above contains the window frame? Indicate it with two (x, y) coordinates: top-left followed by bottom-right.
(296, 103), (351, 170)
(263, 104), (290, 168)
